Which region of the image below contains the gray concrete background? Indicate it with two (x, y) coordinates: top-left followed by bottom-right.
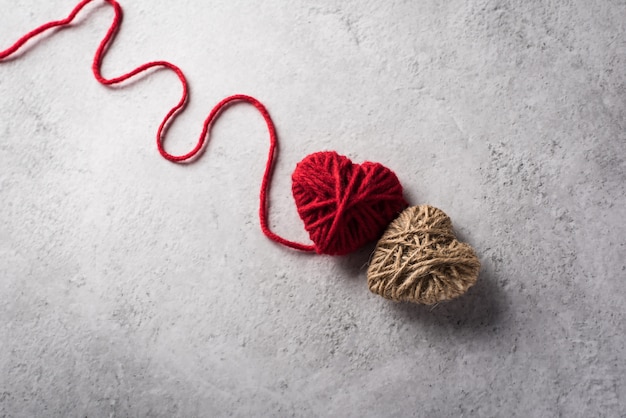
(1, 0), (625, 416)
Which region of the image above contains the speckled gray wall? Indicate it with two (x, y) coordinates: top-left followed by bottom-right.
(1, 0), (624, 417)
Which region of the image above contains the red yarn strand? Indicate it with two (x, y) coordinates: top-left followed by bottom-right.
(0, 0), (315, 252)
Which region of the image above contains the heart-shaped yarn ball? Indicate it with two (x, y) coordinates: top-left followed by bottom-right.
(367, 205), (480, 304)
(292, 151), (407, 255)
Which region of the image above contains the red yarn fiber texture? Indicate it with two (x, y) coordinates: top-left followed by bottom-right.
(292, 152), (407, 255)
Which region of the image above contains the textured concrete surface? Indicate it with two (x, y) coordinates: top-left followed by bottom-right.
(1, 0), (625, 417)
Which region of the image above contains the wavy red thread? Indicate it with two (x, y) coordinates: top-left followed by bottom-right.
(0, 0), (315, 252)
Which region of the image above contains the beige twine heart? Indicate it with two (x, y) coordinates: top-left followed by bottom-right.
(367, 205), (480, 305)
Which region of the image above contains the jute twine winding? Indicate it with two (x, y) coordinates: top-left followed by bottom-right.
(367, 205), (480, 305)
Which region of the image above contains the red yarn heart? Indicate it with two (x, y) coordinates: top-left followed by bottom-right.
(292, 151), (407, 255)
